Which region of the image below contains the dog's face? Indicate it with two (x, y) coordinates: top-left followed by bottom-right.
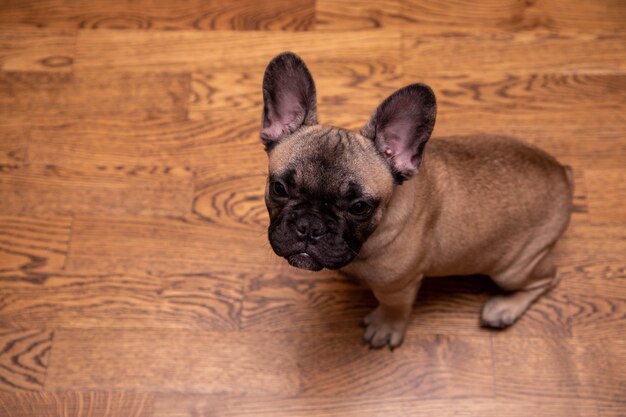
(260, 52), (436, 271)
(265, 125), (394, 270)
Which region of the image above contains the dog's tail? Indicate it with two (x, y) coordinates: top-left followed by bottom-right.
(563, 165), (575, 216)
(563, 165), (574, 195)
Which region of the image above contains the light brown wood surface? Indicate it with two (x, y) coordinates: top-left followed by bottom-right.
(0, 1), (624, 416)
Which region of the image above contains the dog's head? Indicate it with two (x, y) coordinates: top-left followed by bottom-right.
(261, 52), (436, 271)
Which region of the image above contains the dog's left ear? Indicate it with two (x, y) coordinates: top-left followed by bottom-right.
(261, 52), (318, 149)
(362, 83), (436, 182)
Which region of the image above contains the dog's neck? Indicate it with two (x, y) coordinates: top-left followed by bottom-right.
(348, 154), (435, 265)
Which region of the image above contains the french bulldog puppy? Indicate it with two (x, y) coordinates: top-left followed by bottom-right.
(260, 52), (573, 349)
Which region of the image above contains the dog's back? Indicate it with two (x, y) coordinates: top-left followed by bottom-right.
(416, 135), (573, 277)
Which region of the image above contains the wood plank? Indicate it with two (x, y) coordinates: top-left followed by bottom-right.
(427, 73), (625, 124)
(556, 222), (626, 269)
(599, 402), (626, 417)
(152, 395), (600, 417)
(0, 164), (194, 217)
(45, 328), (492, 398)
(575, 338), (626, 403)
(568, 292), (626, 339)
(493, 336), (582, 399)
(401, 0), (626, 33)
(316, 0), (404, 31)
(0, 28), (75, 72)
(74, 30), (401, 72)
(0, 216), (71, 279)
(493, 336), (626, 403)
(0, 329), (53, 392)
(584, 170), (626, 223)
(0, 0), (314, 31)
(65, 216), (276, 275)
(0, 72), (189, 122)
(0, 123), (29, 164)
(404, 32), (626, 74)
(46, 329), (301, 395)
(1, 272), (242, 329)
(296, 334), (493, 398)
(0, 272), (242, 330)
(555, 222), (624, 339)
(561, 226), (626, 337)
(0, 391), (153, 417)
(317, 0), (626, 33)
(27, 118), (261, 167)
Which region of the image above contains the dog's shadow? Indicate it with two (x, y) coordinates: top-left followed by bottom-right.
(334, 274), (501, 333)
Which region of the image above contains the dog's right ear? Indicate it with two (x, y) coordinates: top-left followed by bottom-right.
(362, 83), (436, 182)
(261, 52), (318, 149)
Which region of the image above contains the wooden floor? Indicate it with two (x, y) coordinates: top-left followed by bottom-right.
(1, 1), (625, 416)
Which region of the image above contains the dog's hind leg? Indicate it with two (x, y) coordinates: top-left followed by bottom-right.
(481, 245), (560, 328)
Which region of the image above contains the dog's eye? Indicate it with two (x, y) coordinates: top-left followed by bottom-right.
(271, 181), (288, 198)
(348, 201), (371, 216)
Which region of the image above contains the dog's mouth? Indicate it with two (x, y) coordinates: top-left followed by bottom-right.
(287, 252), (323, 271)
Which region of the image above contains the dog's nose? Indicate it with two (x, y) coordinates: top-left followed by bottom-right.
(294, 215), (327, 240)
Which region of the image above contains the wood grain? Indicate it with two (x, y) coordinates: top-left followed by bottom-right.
(575, 338), (626, 403)
(568, 293), (626, 339)
(65, 216), (276, 275)
(599, 403), (626, 417)
(46, 329), (301, 395)
(0, 28), (75, 72)
(0, 123), (29, 164)
(0, 164), (194, 217)
(0, 0), (315, 31)
(493, 336), (582, 399)
(0, 329), (52, 392)
(74, 30), (400, 72)
(0, 391), (153, 417)
(0, 72), (189, 122)
(0, 216), (70, 279)
(563, 260), (626, 338)
(27, 118), (261, 167)
(494, 336), (626, 405)
(318, 0), (626, 33)
(0, 272), (242, 330)
(584, 170), (626, 223)
(316, 0), (404, 30)
(45, 328), (492, 398)
(402, 0), (626, 33)
(193, 173), (267, 232)
(152, 395), (601, 417)
(552, 222), (625, 268)
(242, 269), (377, 333)
(404, 32), (626, 75)
(429, 73), (625, 122)
(297, 334), (493, 398)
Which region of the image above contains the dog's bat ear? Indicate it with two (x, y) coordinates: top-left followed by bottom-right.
(260, 52), (318, 149)
(362, 84), (436, 182)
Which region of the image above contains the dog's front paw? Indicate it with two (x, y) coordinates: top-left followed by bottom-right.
(363, 306), (408, 350)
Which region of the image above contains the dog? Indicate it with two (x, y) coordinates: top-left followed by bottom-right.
(260, 52), (573, 349)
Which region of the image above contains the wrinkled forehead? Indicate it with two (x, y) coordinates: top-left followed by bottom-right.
(268, 125), (392, 198)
